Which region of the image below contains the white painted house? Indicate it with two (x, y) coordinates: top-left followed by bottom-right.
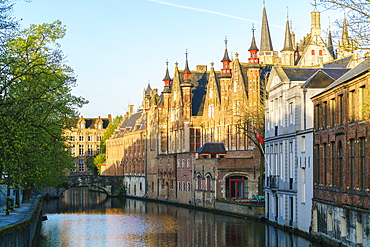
(264, 67), (350, 232)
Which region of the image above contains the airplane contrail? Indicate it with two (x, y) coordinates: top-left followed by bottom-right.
(148, 0), (285, 30)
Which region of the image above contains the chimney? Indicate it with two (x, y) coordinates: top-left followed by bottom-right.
(129, 105), (134, 116)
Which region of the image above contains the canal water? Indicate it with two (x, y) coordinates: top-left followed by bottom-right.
(37, 187), (320, 247)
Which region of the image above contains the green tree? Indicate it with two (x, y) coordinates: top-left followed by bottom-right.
(0, 20), (88, 206)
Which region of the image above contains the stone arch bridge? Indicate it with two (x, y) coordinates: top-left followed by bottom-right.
(45, 175), (125, 197)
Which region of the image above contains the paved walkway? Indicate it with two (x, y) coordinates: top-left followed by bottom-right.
(0, 196), (40, 229)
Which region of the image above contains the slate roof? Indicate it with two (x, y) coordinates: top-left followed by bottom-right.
(302, 69), (350, 88)
(282, 68), (350, 82)
(325, 58), (370, 91)
(323, 55), (353, 69)
(197, 142), (227, 154)
(120, 112), (144, 130)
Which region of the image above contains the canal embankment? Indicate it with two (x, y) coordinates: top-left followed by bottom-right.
(0, 195), (43, 247)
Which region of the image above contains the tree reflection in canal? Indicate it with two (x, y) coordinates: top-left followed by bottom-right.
(37, 187), (319, 247)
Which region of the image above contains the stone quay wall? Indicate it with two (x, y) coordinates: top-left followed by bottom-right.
(0, 195), (42, 247)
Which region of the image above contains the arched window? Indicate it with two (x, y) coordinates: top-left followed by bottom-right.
(178, 181), (181, 191)
(187, 182), (191, 191)
(182, 182), (186, 191)
(197, 175), (202, 190)
(225, 176), (249, 199)
(206, 175), (212, 191)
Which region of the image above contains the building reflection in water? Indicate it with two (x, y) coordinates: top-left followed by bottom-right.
(38, 187), (318, 247)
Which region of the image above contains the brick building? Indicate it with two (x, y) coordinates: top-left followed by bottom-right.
(311, 56), (370, 246)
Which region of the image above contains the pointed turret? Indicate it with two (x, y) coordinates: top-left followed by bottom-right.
(181, 50), (193, 87)
(248, 25), (259, 64)
(220, 37), (232, 76)
(337, 14), (356, 59)
(281, 14), (295, 66)
(282, 19), (294, 52)
(162, 60), (171, 93)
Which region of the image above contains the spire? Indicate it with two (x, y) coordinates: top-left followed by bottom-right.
(341, 14), (350, 47)
(282, 8), (294, 51)
(221, 37), (232, 75)
(221, 36), (231, 62)
(162, 60), (171, 93)
(260, 4), (273, 51)
(327, 19), (335, 59)
(182, 49), (192, 85)
(248, 25), (259, 64)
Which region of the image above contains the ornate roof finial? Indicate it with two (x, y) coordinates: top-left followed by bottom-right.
(263, 0), (265, 6)
(252, 23), (255, 34)
(286, 6), (289, 20)
(175, 61), (178, 68)
(210, 62), (214, 68)
(313, 0), (318, 11)
(185, 49), (188, 59)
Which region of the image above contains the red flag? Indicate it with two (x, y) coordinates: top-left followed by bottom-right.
(253, 127), (264, 145)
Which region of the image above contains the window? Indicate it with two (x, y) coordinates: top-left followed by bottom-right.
(356, 221), (363, 244)
(324, 143), (327, 186)
(311, 50), (315, 55)
(331, 142), (336, 187)
(315, 104), (320, 129)
(225, 176), (249, 200)
(182, 182), (186, 191)
(316, 144), (321, 185)
(79, 136), (84, 142)
(79, 145), (85, 156)
(339, 95), (344, 125)
(330, 98), (336, 127)
(289, 102), (294, 124)
(70, 144), (76, 156)
(190, 128), (201, 152)
(87, 144), (93, 156)
(359, 86), (365, 121)
(187, 182), (191, 191)
(70, 136), (76, 142)
(338, 142), (343, 188)
(359, 137), (366, 189)
(97, 136), (102, 142)
(88, 136), (93, 142)
(178, 181), (181, 191)
(349, 91), (355, 123)
(208, 105), (214, 118)
(301, 168), (306, 203)
(319, 50), (323, 56)
(350, 139), (355, 188)
(197, 175), (202, 190)
(301, 136), (306, 153)
(206, 175), (212, 191)
(323, 101), (328, 128)
(341, 217), (347, 237)
(78, 159), (85, 172)
(328, 213), (333, 231)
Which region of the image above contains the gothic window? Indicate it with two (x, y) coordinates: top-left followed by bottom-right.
(359, 86), (366, 121)
(225, 176), (249, 200)
(206, 175), (212, 191)
(208, 105), (214, 118)
(331, 142), (335, 187)
(323, 101), (328, 128)
(197, 174), (202, 190)
(323, 143), (328, 186)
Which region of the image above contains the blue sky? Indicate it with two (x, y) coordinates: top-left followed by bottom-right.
(13, 0), (343, 117)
